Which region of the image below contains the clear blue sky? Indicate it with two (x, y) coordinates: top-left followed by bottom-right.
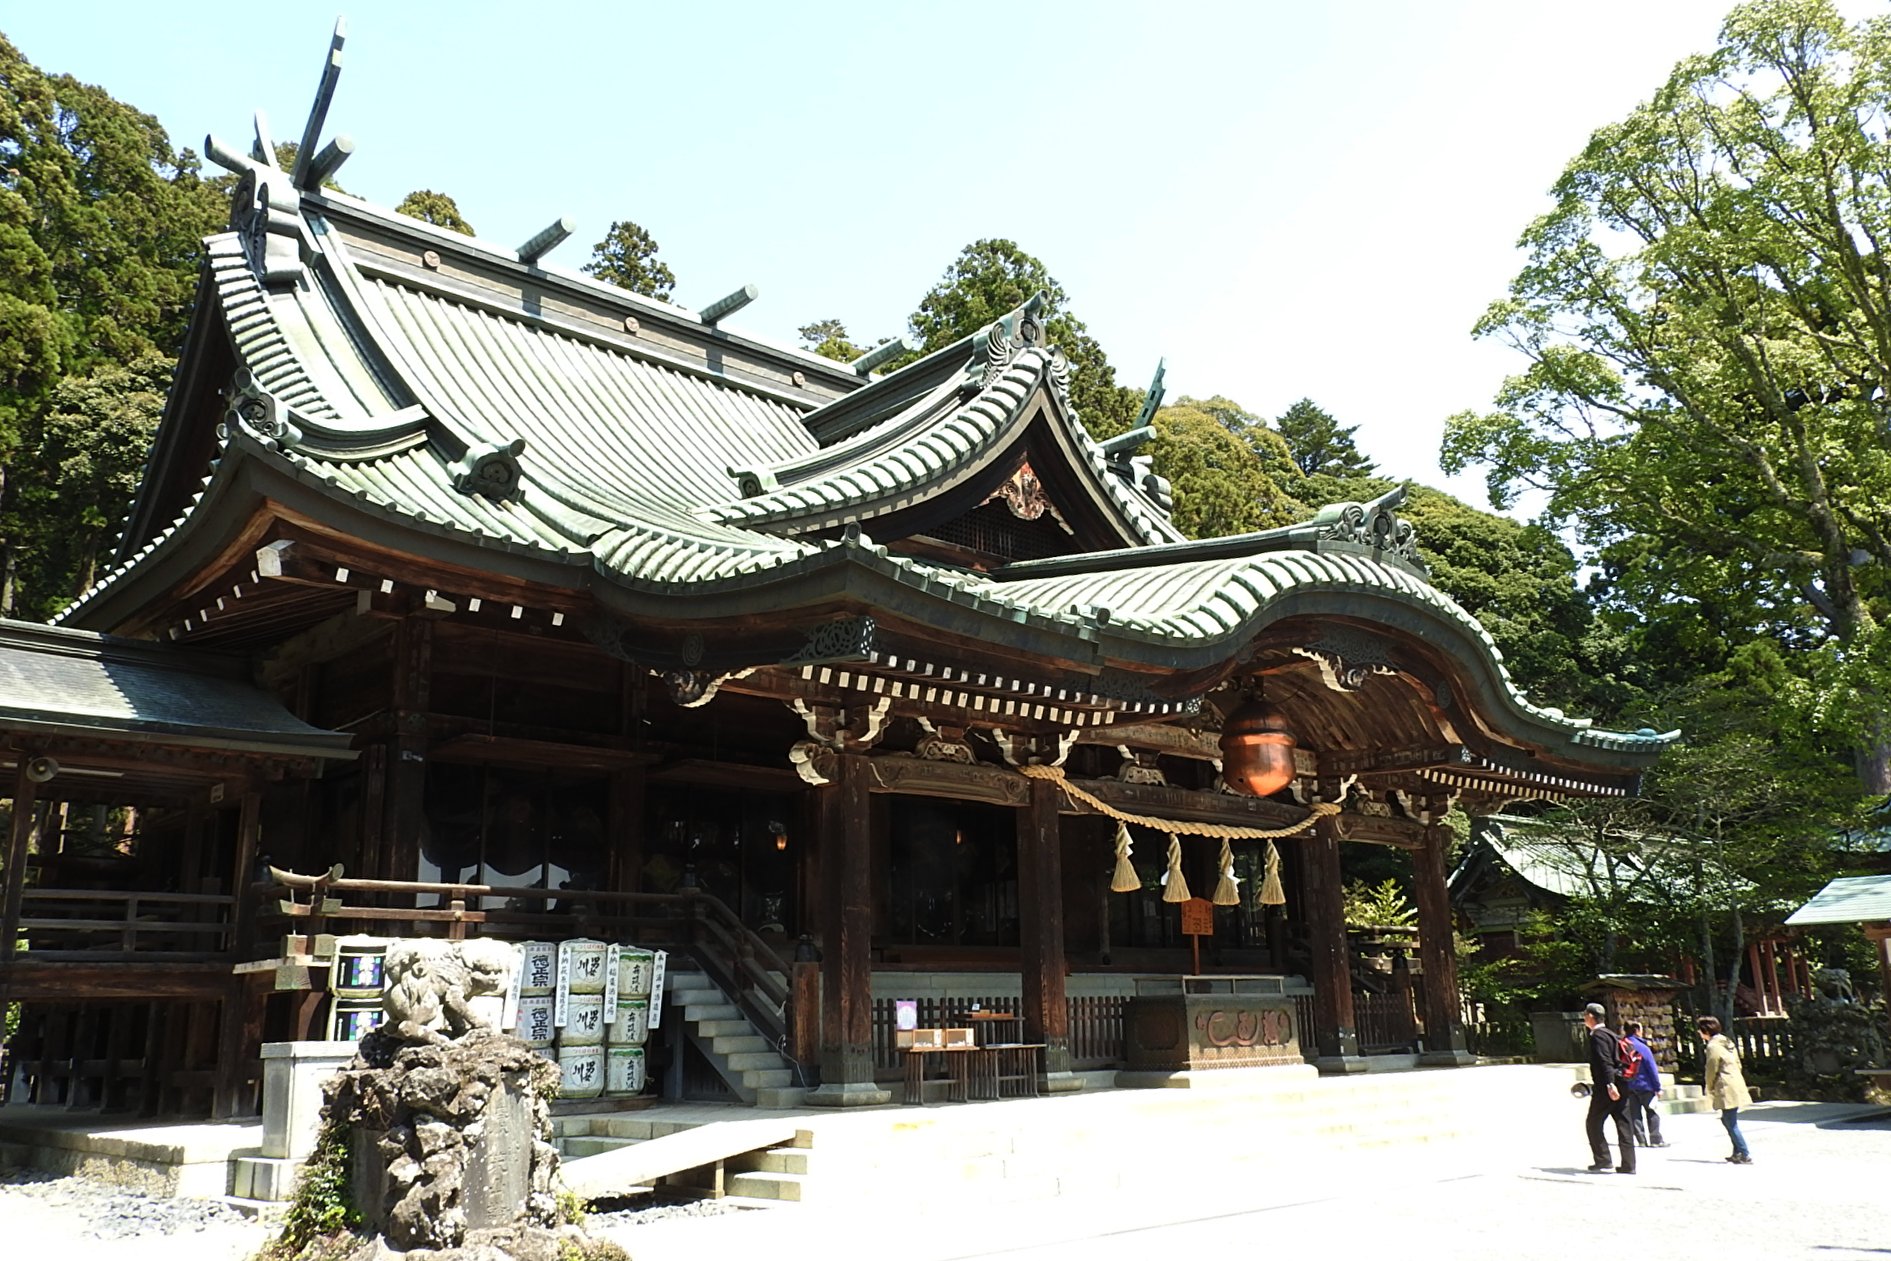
(7, 2), (1797, 510)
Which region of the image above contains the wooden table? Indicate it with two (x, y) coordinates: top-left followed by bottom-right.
(903, 1045), (978, 1105)
(967, 1043), (1044, 1100)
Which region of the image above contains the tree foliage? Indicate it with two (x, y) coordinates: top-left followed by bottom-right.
(1275, 398), (1377, 478)
(7, 353), (172, 618)
(798, 319), (864, 362)
(394, 189), (474, 236)
(1146, 396), (1300, 539)
(1441, 0), (1891, 786)
(0, 32), (225, 615)
(907, 239), (1143, 437)
(583, 220), (675, 301)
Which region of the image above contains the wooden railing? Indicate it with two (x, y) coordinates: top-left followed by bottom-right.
(259, 869), (811, 1071)
(12, 889), (236, 960)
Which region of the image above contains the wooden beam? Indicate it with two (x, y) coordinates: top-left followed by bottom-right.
(0, 961), (233, 1001)
(1322, 744), (1470, 778)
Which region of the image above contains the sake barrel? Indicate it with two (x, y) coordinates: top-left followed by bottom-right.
(609, 997), (650, 1046)
(331, 937), (387, 1000)
(605, 1045), (647, 1096)
(515, 994), (557, 1048)
(563, 939), (610, 994)
(560, 992), (607, 1045)
(330, 999), (386, 1042)
(557, 1044), (605, 1099)
(614, 947), (655, 998)
(517, 941), (558, 996)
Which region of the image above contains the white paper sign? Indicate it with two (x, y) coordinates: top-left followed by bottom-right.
(554, 939), (574, 1027)
(647, 949), (667, 1030)
(603, 942), (623, 1016)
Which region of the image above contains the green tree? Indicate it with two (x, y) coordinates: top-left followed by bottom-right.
(1275, 398), (1377, 478)
(0, 32), (225, 614)
(798, 319), (864, 362)
(583, 220), (675, 301)
(908, 240), (1142, 437)
(394, 189), (474, 236)
(1146, 398), (1301, 539)
(7, 353), (171, 616)
(1440, 0), (1891, 789)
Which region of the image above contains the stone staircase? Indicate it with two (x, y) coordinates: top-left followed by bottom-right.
(666, 968), (810, 1109)
(554, 1111), (814, 1204)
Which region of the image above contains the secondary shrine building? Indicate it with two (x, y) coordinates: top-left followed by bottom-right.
(0, 118), (1673, 1116)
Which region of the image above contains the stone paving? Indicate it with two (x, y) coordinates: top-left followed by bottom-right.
(602, 1099), (1891, 1261)
(0, 1090), (1883, 1258)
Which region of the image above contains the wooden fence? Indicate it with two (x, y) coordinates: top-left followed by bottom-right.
(1355, 991), (1420, 1054)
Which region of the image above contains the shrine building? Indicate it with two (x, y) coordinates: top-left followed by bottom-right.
(0, 42), (1675, 1117)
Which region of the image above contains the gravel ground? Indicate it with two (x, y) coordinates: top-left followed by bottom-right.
(586, 1188), (751, 1229)
(0, 1169), (253, 1239)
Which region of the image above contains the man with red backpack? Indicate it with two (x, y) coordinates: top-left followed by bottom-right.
(1621, 1019), (1667, 1148)
(1582, 1002), (1637, 1174)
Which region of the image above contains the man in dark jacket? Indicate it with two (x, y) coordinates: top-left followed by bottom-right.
(1582, 1002), (1636, 1173)
(1621, 1019), (1666, 1148)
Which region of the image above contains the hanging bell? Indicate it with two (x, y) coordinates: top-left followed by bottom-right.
(1218, 693), (1297, 797)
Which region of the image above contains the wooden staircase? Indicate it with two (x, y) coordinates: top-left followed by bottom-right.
(666, 968), (810, 1109)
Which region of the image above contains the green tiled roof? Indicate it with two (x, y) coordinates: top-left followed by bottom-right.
(57, 167), (1672, 769)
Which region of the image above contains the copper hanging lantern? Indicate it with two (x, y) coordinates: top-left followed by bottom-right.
(1219, 693), (1297, 797)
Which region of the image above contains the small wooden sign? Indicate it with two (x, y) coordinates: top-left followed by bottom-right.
(1180, 897), (1215, 937)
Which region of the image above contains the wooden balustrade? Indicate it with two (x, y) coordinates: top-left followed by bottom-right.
(12, 889), (235, 960)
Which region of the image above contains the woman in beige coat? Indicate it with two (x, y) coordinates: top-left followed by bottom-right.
(1698, 1015), (1753, 1164)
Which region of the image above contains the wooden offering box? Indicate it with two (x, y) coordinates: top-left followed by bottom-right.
(1125, 994), (1301, 1071)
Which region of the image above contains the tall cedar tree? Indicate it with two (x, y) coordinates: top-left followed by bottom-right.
(584, 221), (675, 301)
(1442, 0), (1891, 792)
(908, 240), (1142, 437)
(395, 190), (473, 235)
(0, 33), (225, 616)
(1275, 398), (1377, 478)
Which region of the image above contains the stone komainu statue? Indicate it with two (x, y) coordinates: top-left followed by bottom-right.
(382, 938), (518, 1043)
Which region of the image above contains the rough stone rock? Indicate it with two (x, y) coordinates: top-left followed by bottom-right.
(323, 1027), (560, 1252)
(341, 1223), (628, 1261)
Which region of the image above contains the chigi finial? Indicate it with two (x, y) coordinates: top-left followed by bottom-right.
(292, 18), (352, 191)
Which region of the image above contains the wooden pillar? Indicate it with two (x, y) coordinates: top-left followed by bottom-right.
(606, 768), (646, 895)
(804, 751), (887, 1106)
(1415, 817), (1474, 1065)
(2, 763), (42, 961)
(1305, 811), (1363, 1070)
(1017, 772), (1075, 1088)
(381, 617), (433, 884)
(211, 973), (268, 1119)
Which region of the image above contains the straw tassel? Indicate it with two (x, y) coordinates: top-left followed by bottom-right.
(1110, 821), (1141, 893)
(1258, 839), (1287, 906)
(1212, 837), (1240, 906)
(1162, 833), (1191, 903)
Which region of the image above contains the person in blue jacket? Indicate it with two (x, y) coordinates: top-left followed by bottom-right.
(1621, 1019), (1667, 1148)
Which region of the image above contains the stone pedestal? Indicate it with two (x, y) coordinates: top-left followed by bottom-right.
(262, 1041), (359, 1160)
(803, 1081), (891, 1108)
(1123, 994), (1303, 1077)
